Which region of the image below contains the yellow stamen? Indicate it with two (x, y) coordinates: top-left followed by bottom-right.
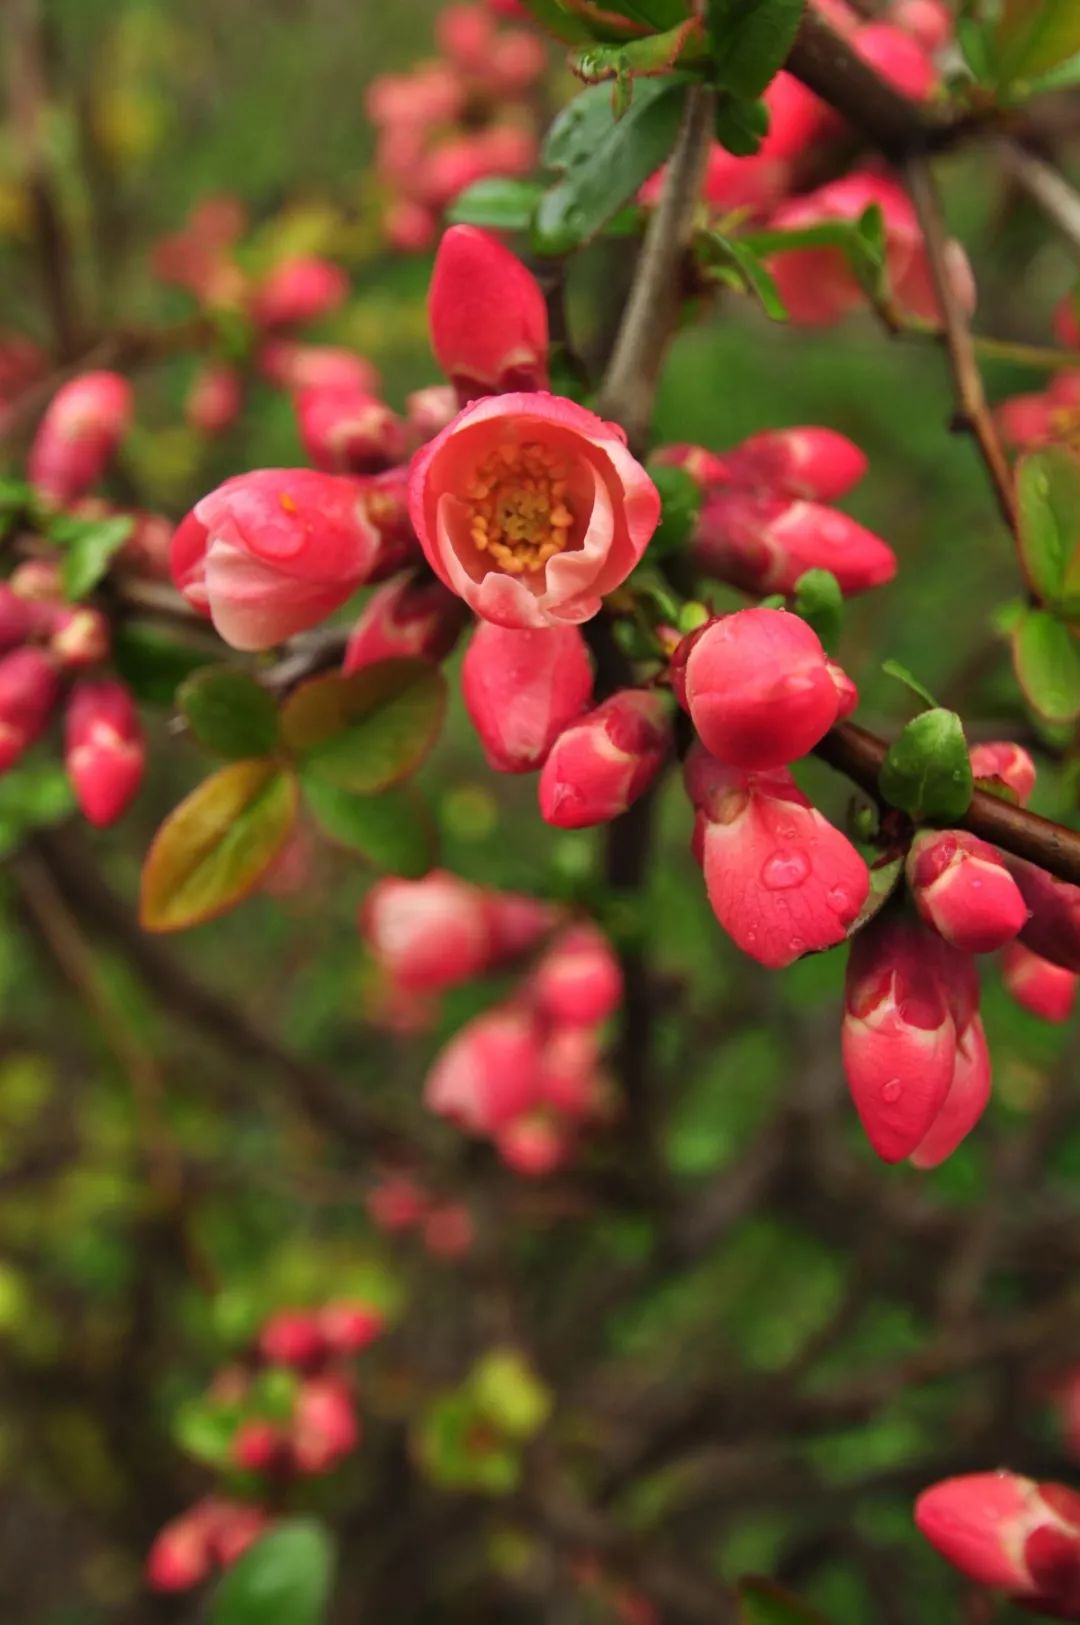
(463, 441), (577, 576)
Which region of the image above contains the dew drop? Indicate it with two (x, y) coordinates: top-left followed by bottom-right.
(761, 849), (811, 890)
(827, 885), (854, 915)
(882, 1077), (901, 1103)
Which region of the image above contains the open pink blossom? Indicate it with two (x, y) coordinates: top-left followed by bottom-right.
(996, 371), (1080, 452)
(409, 393), (660, 629)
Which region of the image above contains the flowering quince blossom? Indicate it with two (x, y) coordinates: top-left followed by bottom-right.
(425, 1005), (545, 1134)
(970, 739), (1037, 804)
(359, 871), (555, 995)
(916, 1472), (1080, 1617)
(28, 371), (133, 505)
(530, 923), (623, 1028)
(295, 384), (408, 475)
(64, 678), (145, 828)
(685, 745), (870, 970)
(171, 468), (383, 650)
(249, 256), (348, 330)
(906, 829), (1029, 954)
(1001, 941), (1079, 1024)
(343, 571), (469, 671)
(538, 689), (670, 829)
(0, 647), (60, 772)
(430, 225), (549, 403)
(996, 370), (1080, 453)
(147, 1498), (269, 1592)
(462, 621), (593, 772)
(409, 393), (661, 629)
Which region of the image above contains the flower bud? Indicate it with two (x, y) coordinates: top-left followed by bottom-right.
(539, 690), (670, 829)
(0, 584), (33, 653)
(485, 891), (558, 960)
(296, 386), (407, 475)
(407, 384), (458, 446)
(146, 1506), (214, 1592)
(694, 487), (896, 597)
(538, 1025), (603, 1118)
(720, 427), (868, 502)
(651, 443), (729, 490)
(258, 340), (379, 396)
(210, 1501), (270, 1570)
(906, 829), (1028, 953)
(462, 622), (593, 773)
(291, 1375), (360, 1474)
(318, 1301), (385, 1354)
(429, 225), (548, 401)
(28, 372), (133, 504)
(344, 572), (468, 672)
(1002, 942), (1078, 1024)
(677, 608), (840, 769)
(232, 1420), (287, 1474)
(969, 740), (1036, 805)
(854, 22), (936, 99)
(1004, 857), (1080, 973)
(361, 871), (494, 991)
(530, 923), (622, 1027)
(251, 256), (348, 329)
(48, 605), (111, 669)
(890, 0), (952, 49)
(909, 1011), (992, 1169)
(916, 1472), (1080, 1609)
(186, 361), (244, 435)
(424, 1006), (542, 1134)
(0, 647), (59, 772)
(496, 1110), (572, 1177)
(64, 678), (145, 827)
(258, 1310), (325, 1371)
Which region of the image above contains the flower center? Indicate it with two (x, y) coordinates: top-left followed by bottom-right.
(1050, 404), (1080, 448)
(465, 441), (576, 575)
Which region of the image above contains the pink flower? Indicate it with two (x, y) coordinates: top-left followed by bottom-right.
(186, 362), (244, 435)
(718, 427), (868, 502)
(291, 1376), (360, 1474)
(675, 608), (846, 769)
(539, 690), (670, 829)
(1004, 856), (1080, 973)
(996, 371), (1080, 452)
(425, 1005), (542, 1133)
(970, 740), (1036, 805)
(889, 0), (952, 50)
(916, 1472), (1080, 1613)
(486, 891), (558, 958)
(687, 748), (869, 969)
(47, 605), (110, 669)
(171, 468), (382, 650)
(147, 1500), (268, 1592)
(259, 1309), (325, 1370)
(496, 1110), (573, 1177)
(0, 648), (59, 773)
(258, 341), (379, 396)
(531, 923), (622, 1027)
(906, 829), (1028, 953)
(854, 22), (936, 99)
(318, 1301), (385, 1354)
(64, 679), (145, 828)
(0, 585), (32, 653)
(251, 256), (348, 329)
(538, 1025), (604, 1117)
(430, 226), (549, 402)
(693, 487), (896, 597)
(1002, 941), (1078, 1023)
(409, 393), (661, 629)
(344, 572), (468, 671)
(28, 372), (133, 504)
(295, 386), (407, 475)
(360, 871), (494, 992)
(462, 622), (593, 772)
(407, 384), (459, 447)
(909, 1010), (992, 1169)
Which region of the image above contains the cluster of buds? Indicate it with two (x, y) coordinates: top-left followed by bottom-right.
(365, 1170), (477, 1260)
(147, 1298), (384, 1592)
(917, 1472), (1080, 1618)
(366, 3), (545, 252)
(996, 296), (1080, 453)
(424, 920), (622, 1175)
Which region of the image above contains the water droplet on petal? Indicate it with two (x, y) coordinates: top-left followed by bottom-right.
(827, 885), (854, 915)
(761, 849), (811, 890)
(882, 1077), (901, 1103)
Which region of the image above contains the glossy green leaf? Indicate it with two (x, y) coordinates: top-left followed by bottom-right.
(47, 513), (134, 600)
(701, 232), (788, 319)
(534, 80), (687, 254)
(793, 568), (842, 651)
(515, 0), (593, 42)
(140, 761), (298, 932)
(178, 666), (280, 760)
(879, 708), (973, 822)
(447, 177), (544, 232)
(1012, 607), (1080, 724)
(646, 462), (702, 556)
(708, 0), (807, 98)
(1016, 444), (1080, 612)
(881, 659), (938, 710)
(302, 776), (435, 877)
(738, 1576), (832, 1624)
(714, 92), (771, 156)
(995, 0), (1080, 85)
(742, 205), (886, 298)
(571, 21), (706, 86)
(211, 1520), (334, 1625)
(280, 659), (445, 795)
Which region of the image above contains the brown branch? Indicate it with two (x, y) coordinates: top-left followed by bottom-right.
(998, 139), (1080, 259)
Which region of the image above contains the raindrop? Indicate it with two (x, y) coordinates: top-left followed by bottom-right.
(761, 849), (811, 890)
(882, 1078), (901, 1103)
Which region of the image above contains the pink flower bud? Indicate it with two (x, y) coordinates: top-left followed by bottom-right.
(538, 1025), (603, 1117)
(232, 1420), (287, 1473)
(318, 1301), (385, 1354)
(531, 923), (622, 1027)
(1002, 942), (1078, 1024)
(186, 362), (244, 435)
(485, 890), (558, 959)
(694, 487), (896, 598)
(890, 0), (952, 49)
(146, 1506), (214, 1592)
(407, 384), (459, 447)
(677, 608), (840, 769)
(171, 468), (381, 650)
(258, 340), (379, 396)
(0, 647), (59, 772)
(251, 257), (348, 330)
(359, 467), (425, 582)
(409, 393), (660, 629)
(291, 1376), (359, 1473)
(344, 572), (468, 672)
(209, 1501), (270, 1570)
(496, 1110), (572, 1177)
(258, 1310), (325, 1371)
(651, 443), (729, 490)
(296, 386), (407, 475)
(65, 679), (145, 827)
(28, 372), (133, 505)
(10, 559), (63, 603)
(907, 830), (1028, 953)
(386, 199), (439, 253)
(429, 226), (548, 401)
(969, 740), (1036, 805)
(909, 1011), (992, 1168)
(361, 871), (494, 991)
(0, 584), (33, 653)
(842, 914), (957, 1161)
(1004, 856), (1080, 974)
(117, 508), (173, 579)
(422, 1200), (476, 1258)
(828, 660), (859, 720)
(424, 1006), (542, 1133)
(721, 427), (868, 502)
(366, 1172), (430, 1232)
(854, 22), (936, 99)
(539, 690), (670, 829)
(48, 605), (111, 669)
(462, 622), (593, 773)
(916, 1472), (1080, 1605)
(687, 749), (869, 968)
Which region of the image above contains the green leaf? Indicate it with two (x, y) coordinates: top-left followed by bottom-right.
(738, 1576), (832, 1624)
(113, 624), (211, 707)
(646, 462), (702, 556)
(879, 708), (974, 822)
(1016, 444), (1080, 612)
(534, 80), (687, 254)
(1012, 607), (1080, 724)
(174, 1397), (240, 1468)
(280, 659), (446, 795)
(707, 0), (807, 97)
(701, 232), (788, 320)
(793, 568), (842, 651)
(995, 0), (1080, 86)
(178, 667), (280, 760)
(881, 659), (938, 710)
(211, 1520), (334, 1625)
(571, 20), (706, 86)
(714, 92), (770, 156)
(47, 513), (134, 600)
(1013, 51), (1080, 97)
(577, 0), (691, 36)
(302, 777), (435, 877)
(469, 1349), (552, 1440)
(0, 478), (33, 537)
(956, 15), (994, 82)
(447, 177), (544, 232)
(140, 761), (298, 933)
(742, 206), (886, 298)
(846, 854), (905, 939)
(515, 0), (594, 42)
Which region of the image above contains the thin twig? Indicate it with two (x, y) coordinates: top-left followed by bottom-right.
(999, 140), (1080, 259)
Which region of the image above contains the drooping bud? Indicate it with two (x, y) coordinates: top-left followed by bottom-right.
(916, 1472), (1080, 1610)
(429, 225), (548, 402)
(48, 604), (111, 669)
(530, 923), (622, 1028)
(295, 386), (408, 475)
(462, 622), (593, 773)
(291, 1375), (360, 1474)
(258, 1310), (325, 1371)
(343, 572), (469, 671)
(318, 1301), (385, 1354)
(424, 1005), (542, 1134)
(1004, 856), (1080, 973)
(720, 427), (868, 502)
(361, 871), (495, 992)
(0, 647), (59, 772)
(694, 487), (896, 598)
(28, 372), (133, 505)
(909, 1011), (992, 1169)
(232, 1420), (287, 1474)
(539, 690), (670, 829)
(906, 829), (1028, 953)
(1001, 942), (1078, 1024)
(251, 257), (348, 330)
(64, 679), (145, 827)
(969, 740), (1036, 806)
(687, 748), (869, 969)
(676, 608), (841, 770)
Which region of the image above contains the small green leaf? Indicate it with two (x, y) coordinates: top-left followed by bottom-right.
(174, 1397), (239, 1468)
(714, 92), (770, 156)
(280, 660), (445, 795)
(47, 513), (134, 600)
(571, 21), (706, 88)
(956, 15), (994, 82)
(707, 0), (807, 97)
(701, 233), (788, 320)
(211, 1520), (334, 1625)
(1012, 607), (1080, 724)
(302, 777), (435, 877)
(140, 761), (298, 933)
(879, 708), (974, 823)
(881, 659), (938, 710)
(469, 1348), (552, 1440)
(738, 1576), (832, 1624)
(846, 854), (904, 939)
(1016, 445), (1080, 611)
(995, 0), (1080, 87)
(743, 208), (886, 298)
(178, 667), (280, 760)
(514, 0), (593, 42)
(793, 568), (842, 651)
(534, 80), (687, 254)
(646, 463), (702, 556)
(447, 178), (544, 232)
